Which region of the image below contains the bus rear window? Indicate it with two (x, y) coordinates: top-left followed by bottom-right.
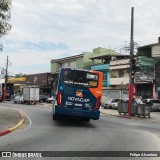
(63, 70), (98, 88)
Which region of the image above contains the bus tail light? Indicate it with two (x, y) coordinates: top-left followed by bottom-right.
(94, 96), (101, 111)
(57, 91), (62, 106)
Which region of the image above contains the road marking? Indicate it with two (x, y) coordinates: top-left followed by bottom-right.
(21, 111), (32, 125)
(9, 108), (32, 124)
(11, 108), (32, 126)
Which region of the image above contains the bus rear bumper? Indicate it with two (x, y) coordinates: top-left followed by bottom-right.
(54, 105), (100, 120)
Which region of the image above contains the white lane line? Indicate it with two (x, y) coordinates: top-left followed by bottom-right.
(22, 111), (32, 125)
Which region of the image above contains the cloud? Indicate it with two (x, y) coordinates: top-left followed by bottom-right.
(3, 40), (68, 52)
(1, 0), (160, 75)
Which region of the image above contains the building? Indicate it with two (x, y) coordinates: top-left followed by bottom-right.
(8, 73), (54, 95)
(51, 47), (116, 74)
(8, 77), (27, 93)
(1, 75), (15, 100)
(155, 61), (160, 99)
(91, 55), (130, 100)
(51, 47), (130, 100)
(26, 73), (54, 95)
(51, 54), (83, 74)
(136, 37), (160, 99)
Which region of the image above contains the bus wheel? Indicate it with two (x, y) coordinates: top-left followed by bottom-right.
(53, 114), (57, 120)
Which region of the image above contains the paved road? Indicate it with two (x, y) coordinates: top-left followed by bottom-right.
(0, 102), (160, 160)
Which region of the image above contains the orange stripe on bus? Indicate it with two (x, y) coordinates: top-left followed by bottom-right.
(89, 72), (103, 99)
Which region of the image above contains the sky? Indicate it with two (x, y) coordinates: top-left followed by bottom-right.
(0, 0), (160, 75)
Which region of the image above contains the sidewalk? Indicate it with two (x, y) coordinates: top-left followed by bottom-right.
(100, 108), (119, 116)
(100, 107), (160, 122)
(100, 107), (143, 118)
(0, 106), (25, 137)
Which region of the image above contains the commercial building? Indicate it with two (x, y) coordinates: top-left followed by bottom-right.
(136, 37), (160, 99)
(8, 77), (27, 93)
(7, 73), (54, 95)
(26, 73), (54, 95)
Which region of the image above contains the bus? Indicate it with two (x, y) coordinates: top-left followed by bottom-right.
(52, 68), (103, 122)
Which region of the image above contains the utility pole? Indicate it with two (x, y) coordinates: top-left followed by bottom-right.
(4, 55), (9, 101)
(128, 7), (135, 116)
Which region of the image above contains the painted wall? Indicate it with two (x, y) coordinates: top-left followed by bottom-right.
(76, 56), (84, 68)
(83, 47), (115, 69)
(91, 64), (110, 87)
(51, 62), (58, 74)
(51, 47), (116, 73)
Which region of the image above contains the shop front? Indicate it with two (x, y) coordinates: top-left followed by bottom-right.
(26, 73), (54, 95)
(134, 72), (154, 99)
(155, 62), (160, 99)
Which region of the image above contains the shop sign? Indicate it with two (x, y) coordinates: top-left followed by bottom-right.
(134, 73), (153, 83)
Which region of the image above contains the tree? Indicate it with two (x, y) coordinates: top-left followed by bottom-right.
(0, 0), (12, 51)
(15, 73), (26, 78)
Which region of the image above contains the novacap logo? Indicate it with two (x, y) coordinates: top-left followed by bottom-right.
(76, 90), (83, 98)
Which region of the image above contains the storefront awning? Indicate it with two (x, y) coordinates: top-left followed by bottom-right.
(14, 84), (26, 87)
(8, 77), (27, 83)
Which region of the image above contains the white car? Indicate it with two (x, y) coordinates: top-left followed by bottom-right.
(102, 98), (122, 109)
(46, 96), (55, 103)
(13, 95), (24, 104)
(110, 99), (123, 109)
(101, 99), (113, 109)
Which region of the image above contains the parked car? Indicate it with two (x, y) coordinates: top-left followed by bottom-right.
(13, 94), (24, 104)
(110, 99), (123, 109)
(123, 98), (129, 102)
(101, 99), (113, 109)
(39, 94), (50, 103)
(102, 98), (122, 109)
(142, 99), (160, 111)
(46, 96), (55, 103)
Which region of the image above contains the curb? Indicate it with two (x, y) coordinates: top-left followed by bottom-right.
(100, 111), (151, 120)
(101, 110), (135, 118)
(0, 111), (25, 137)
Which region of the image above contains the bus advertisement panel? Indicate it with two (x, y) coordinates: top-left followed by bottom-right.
(52, 68), (103, 122)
